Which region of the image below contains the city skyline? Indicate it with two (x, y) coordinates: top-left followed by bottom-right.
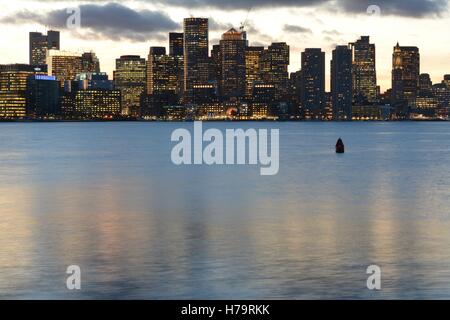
(1, 1), (449, 92)
(1, 16), (450, 121)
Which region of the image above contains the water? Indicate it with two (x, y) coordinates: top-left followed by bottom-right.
(1, 121), (450, 299)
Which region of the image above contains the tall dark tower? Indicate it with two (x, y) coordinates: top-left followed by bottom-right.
(29, 30), (60, 66)
(350, 36), (377, 104)
(391, 43), (420, 107)
(260, 42), (290, 100)
(219, 28), (247, 100)
(331, 45), (353, 120)
(301, 48), (325, 120)
(81, 52), (100, 73)
(245, 46), (264, 98)
(169, 33), (184, 57)
(183, 18), (209, 103)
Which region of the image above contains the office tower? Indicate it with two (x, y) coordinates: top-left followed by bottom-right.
(26, 74), (61, 118)
(46, 50), (83, 86)
(0, 64), (41, 119)
(29, 30), (60, 66)
(114, 55), (146, 116)
(433, 80), (450, 108)
(391, 43), (420, 106)
(169, 33), (184, 57)
(260, 42), (290, 99)
(74, 89), (121, 118)
(289, 70), (303, 114)
(146, 47), (181, 96)
(169, 33), (185, 97)
(251, 84), (275, 119)
(210, 45), (221, 88)
(331, 45), (353, 120)
(350, 36), (377, 104)
(220, 28), (247, 100)
(301, 48), (325, 119)
(81, 52), (100, 73)
(183, 18), (209, 103)
(418, 73), (432, 93)
(245, 46), (264, 98)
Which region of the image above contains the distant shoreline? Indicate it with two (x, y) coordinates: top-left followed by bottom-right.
(0, 119), (448, 123)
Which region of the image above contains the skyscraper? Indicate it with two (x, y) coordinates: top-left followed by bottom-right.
(433, 75), (450, 109)
(260, 43), (290, 100)
(0, 64), (42, 119)
(245, 46), (264, 98)
(301, 48), (325, 119)
(168, 32), (185, 97)
(146, 47), (181, 96)
(169, 33), (184, 57)
(210, 44), (221, 88)
(29, 30), (60, 66)
(114, 55), (146, 116)
(81, 52), (101, 74)
(46, 50), (83, 86)
(391, 43), (420, 106)
(220, 28), (247, 100)
(331, 45), (353, 120)
(418, 73), (432, 93)
(350, 36), (377, 104)
(183, 18), (209, 103)
(26, 74), (61, 118)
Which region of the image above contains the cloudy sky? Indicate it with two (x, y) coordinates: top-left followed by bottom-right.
(0, 0), (449, 91)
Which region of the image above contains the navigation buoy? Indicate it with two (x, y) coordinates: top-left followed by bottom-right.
(336, 138), (345, 154)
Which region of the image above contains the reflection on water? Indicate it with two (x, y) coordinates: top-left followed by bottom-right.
(1, 122), (450, 299)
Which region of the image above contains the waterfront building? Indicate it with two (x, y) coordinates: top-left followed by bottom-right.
(350, 36), (378, 104)
(245, 46), (264, 98)
(146, 47), (182, 96)
(114, 55), (146, 116)
(219, 28), (247, 100)
(196, 103), (225, 120)
(301, 48), (326, 120)
(144, 47), (183, 116)
(433, 82), (450, 108)
(26, 74), (60, 118)
(73, 89), (121, 119)
(260, 42), (290, 100)
(331, 45), (353, 120)
(352, 105), (389, 120)
(0, 64), (41, 119)
(183, 18), (209, 103)
(391, 43), (420, 107)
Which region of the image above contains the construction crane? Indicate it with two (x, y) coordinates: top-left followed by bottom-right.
(239, 7), (252, 33)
